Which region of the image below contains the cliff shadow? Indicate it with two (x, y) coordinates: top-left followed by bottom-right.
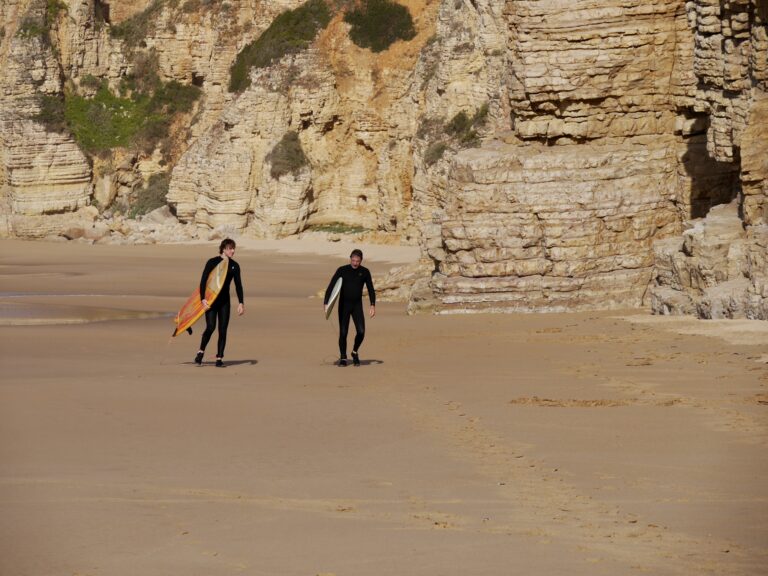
(680, 126), (741, 220)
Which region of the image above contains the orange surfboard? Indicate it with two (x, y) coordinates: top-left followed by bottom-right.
(172, 258), (229, 337)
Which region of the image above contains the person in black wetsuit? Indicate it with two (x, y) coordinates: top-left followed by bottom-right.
(324, 249), (375, 367)
(194, 238), (244, 367)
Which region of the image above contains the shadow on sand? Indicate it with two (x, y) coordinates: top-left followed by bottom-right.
(183, 359), (259, 367)
(333, 359), (384, 367)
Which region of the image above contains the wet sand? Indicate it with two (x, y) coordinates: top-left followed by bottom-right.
(1, 239), (767, 576)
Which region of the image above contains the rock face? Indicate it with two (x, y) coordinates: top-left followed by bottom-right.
(684, 0), (768, 226)
(650, 0), (768, 318)
(168, 5), (436, 240)
(652, 202), (768, 319)
(411, 0), (746, 312)
(167, 50), (339, 236)
(0, 0), (94, 238)
(0, 0), (765, 317)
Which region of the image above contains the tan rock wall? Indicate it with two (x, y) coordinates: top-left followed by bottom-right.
(423, 137), (686, 311)
(650, 202), (767, 319)
(506, 0), (695, 141)
(167, 50), (338, 235)
(649, 0), (768, 318)
(411, 0), (745, 312)
(0, 0), (93, 238)
(168, 4), (439, 239)
(740, 92), (768, 226)
(687, 0), (767, 224)
(0, 0), (764, 319)
(102, 0), (152, 24)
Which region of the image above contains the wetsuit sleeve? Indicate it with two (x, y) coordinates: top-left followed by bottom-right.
(234, 262), (244, 304)
(199, 258), (218, 299)
(365, 268), (376, 305)
(324, 267), (343, 305)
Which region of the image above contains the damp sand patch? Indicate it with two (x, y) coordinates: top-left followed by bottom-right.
(0, 296), (172, 326)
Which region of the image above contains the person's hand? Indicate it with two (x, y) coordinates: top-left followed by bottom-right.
(369, 305), (376, 318)
(202, 299), (210, 310)
(238, 303), (244, 316)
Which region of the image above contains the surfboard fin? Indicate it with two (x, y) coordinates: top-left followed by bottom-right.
(186, 327), (193, 335)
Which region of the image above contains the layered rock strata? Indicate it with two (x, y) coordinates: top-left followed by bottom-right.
(686, 0), (768, 225)
(168, 5), (438, 239)
(652, 202), (767, 318)
(651, 0), (768, 318)
(423, 139), (686, 312)
(168, 51), (335, 236)
(0, 0), (765, 318)
(411, 0), (745, 312)
(0, 0), (94, 238)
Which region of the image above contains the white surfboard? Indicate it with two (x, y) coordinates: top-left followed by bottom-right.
(325, 277), (343, 319)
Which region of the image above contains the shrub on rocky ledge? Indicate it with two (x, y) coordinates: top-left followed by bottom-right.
(424, 141), (448, 166)
(445, 103), (488, 146)
(309, 222), (367, 234)
(35, 94), (67, 133)
(228, 0), (331, 93)
(420, 103), (489, 166)
(344, 0), (416, 53)
(266, 131), (309, 179)
(64, 84), (146, 153)
(35, 79), (200, 156)
(129, 172), (170, 218)
(17, 17), (47, 40)
(109, 0), (181, 49)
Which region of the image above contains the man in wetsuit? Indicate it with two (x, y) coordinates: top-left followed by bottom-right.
(195, 238), (244, 367)
(324, 249), (375, 367)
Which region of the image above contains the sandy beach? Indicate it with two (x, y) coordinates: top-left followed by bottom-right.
(1, 238), (766, 576)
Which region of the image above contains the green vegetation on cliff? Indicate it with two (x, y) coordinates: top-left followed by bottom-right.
(16, 0), (66, 44)
(35, 94), (68, 132)
(17, 18), (47, 40)
(35, 79), (200, 156)
(309, 222), (366, 234)
(46, 0), (67, 20)
(419, 103), (489, 166)
(129, 172), (171, 218)
(424, 141), (448, 166)
(228, 0), (331, 93)
(63, 84), (148, 152)
(266, 131), (309, 179)
(110, 0), (171, 49)
(344, 0), (416, 53)
(445, 104), (488, 146)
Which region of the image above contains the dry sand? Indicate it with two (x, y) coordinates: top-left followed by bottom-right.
(1, 238), (767, 576)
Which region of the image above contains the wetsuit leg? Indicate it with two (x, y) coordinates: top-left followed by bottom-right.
(351, 301), (365, 353)
(216, 300), (231, 358)
(199, 306), (218, 351)
(338, 302), (353, 358)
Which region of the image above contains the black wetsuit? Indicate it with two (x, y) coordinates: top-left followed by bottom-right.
(324, 264), (375, 358)
(198, 256), (244, 359)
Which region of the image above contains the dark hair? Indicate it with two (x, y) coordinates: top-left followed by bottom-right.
(350, 249), (363, 260)
(219, 238), (236, 254)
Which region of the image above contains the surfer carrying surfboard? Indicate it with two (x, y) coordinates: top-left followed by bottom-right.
(323, 249), (375, 367)
(195, 239), (244, 367)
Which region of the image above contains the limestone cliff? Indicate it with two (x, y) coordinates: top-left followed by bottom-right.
(650, 0), (768, 319)
(167, 0), (437, 240)
(0, 0), (95, 238)
(0, 0), (765, 317)
(410, 0), (748, 312)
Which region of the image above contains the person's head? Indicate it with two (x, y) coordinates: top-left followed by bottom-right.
(219, 238), (236, 257)
(350, 249), (363, 269)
